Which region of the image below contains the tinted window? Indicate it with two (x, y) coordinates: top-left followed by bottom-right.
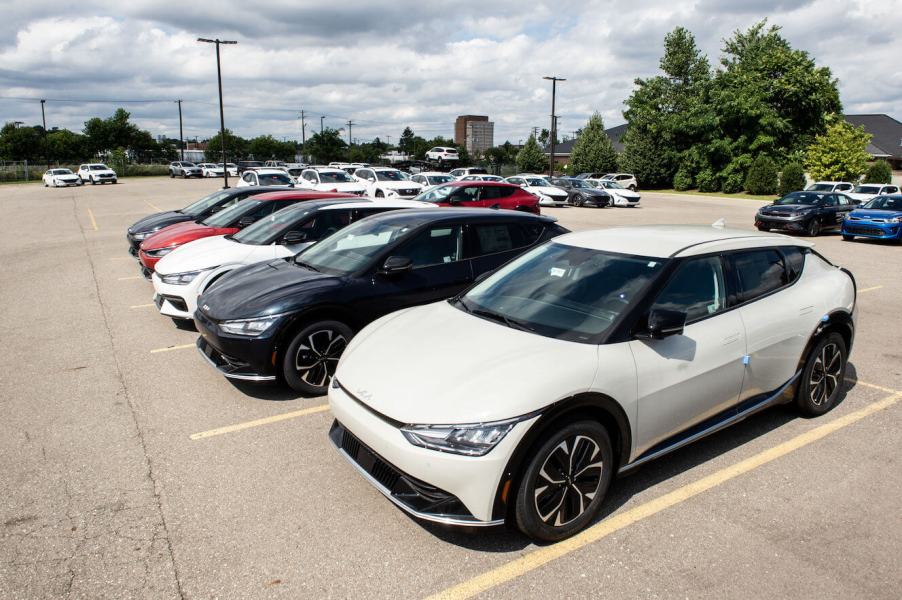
(471, 224), (516, 255)
(396, 226), (463, 267)
(783, 247), (806, 283)
(295, 210), (353, 241)
(651, 256), (726, 322)
(732, 249), (789, 302)
(448, 187), (480, 203)
(481, 186), (515, 200)
(824, 194), (838, 206)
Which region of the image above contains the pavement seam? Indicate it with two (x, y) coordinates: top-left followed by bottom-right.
(71, 193), (187, 600)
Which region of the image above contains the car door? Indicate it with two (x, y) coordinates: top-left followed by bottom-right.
(629, 255), (747, 455)
(447, 185), (484, 207)
(820, 194), (842, 228)
(732, 247), (810, 399)
(835, 194), (854, 220)
(357, 224), (472, 319)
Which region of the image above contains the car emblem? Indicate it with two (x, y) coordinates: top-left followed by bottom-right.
(202, 304), (210, 312)
(357, 389), (373, 402)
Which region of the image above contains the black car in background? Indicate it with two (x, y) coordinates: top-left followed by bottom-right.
(756, 191), (855, 236)
(126, 187), (288, 256)
(194, 208), (568, 395)
(551, 177), (612, 207)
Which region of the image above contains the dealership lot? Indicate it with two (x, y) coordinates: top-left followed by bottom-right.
(1, 177), (900, 599)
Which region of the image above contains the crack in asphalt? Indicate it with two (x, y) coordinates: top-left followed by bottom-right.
(70, 192), (186, 600)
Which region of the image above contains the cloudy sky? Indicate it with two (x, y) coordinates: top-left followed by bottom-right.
(1, 0), (900, 145)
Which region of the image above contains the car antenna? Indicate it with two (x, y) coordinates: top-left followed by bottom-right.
(711, 218), (726, 229)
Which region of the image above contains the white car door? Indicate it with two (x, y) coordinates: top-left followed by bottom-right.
(629, 255), (747, 455)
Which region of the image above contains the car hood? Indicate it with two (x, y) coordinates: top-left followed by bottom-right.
(530, 186), (568, 197)
(154, 235), (270, 275)
(849, 209), (902, 220)
(141, 221), (221, 250)
(760, 204), (815, 214)
(197, 258), (343, 320)
(336, 301), (598, 424)
(129, 211), (192, 234)
(375, 181), (423, 191)
(609, 188), (639, 198)
(53, 173), (79, 179)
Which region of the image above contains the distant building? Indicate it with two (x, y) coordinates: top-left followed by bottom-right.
(543, 123), (626, 165)
(845, 114), (902, 170)
(455, 115), (494, 156)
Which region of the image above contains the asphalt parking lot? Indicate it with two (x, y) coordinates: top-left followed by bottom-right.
(1, 177), (900, 599)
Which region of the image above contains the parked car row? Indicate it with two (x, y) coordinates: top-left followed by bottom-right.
(125, 192), (857, 541)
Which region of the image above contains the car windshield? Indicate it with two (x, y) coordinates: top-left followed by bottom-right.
(457, 243), (666, 342)
(414, 184), (455, 203)
(428, 175), (454, 185)
(854, 186), (881, 194)
(561, 178), (588, 188)
(601, 180), (623, 189)
(775, 192), (824, 205)
(90, 165), (109, 170)
(201, 199), (260, 227)
(233, 206), (311, 245)
(181, 190), (235, 217)
(862, 196), (902, 211)
(806, 183), (834, 192)
(319, 171), (354, 183)
(525, 178), (547, 186)
(184, 162), (197, 167)
(51, 169), (72, 175)
(294, 218), (417, 275)
(375, 170), (404, 181)
(258, 173), (293, 186)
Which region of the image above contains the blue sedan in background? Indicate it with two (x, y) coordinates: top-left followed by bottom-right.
(842, 194), (902, 243)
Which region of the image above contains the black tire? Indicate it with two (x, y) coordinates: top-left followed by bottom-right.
(282, 320), (353, 395)
(571, 195), (583, 207)
(514, 420), (614, 542)
(628, 185), (636, 191)
(842, 235), (854, 242)
(796, 331), (847, 417)
(376, 190), (384, 198)
(90, 177), (96, 185)
(170, 172), (175, 178)
(806, 218), (820, 237)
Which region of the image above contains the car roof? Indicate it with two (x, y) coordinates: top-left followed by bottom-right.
(555, 225), (812, 258)
(444, 181), (520, 188)
(251, 190), (359, 202)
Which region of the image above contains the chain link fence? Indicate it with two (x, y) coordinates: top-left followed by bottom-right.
(0, 160), (170, 183)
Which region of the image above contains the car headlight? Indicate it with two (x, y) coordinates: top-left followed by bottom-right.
(401, 414), (534, 457)
(219, 314), (283, 337)
(160, 268), (211, 285)
(132, 228), (160, 241)
(144, 246), (175, 257)
(888, 217), (902, 224)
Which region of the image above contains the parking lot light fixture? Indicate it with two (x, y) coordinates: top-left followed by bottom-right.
(198, 37), (237, 188)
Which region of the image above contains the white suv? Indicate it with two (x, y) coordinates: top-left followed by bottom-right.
(296, 168), (367, 195)
(425, 147), (459, 163)
(77, 163), (118, 184)
(353, 167), (424, 198)
(601, 173), (638, 191)
(235, 168), (294, 188)
(329, 225), (856, 541)
(806, 181), (855, 194)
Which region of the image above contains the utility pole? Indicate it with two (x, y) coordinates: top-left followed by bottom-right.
(198, 37), (238, 188)
(176, 99), (184, 161)
(320, 115), (325, 134)
(532, 126), (539, 140)
(299, 109), (306, 145)
(542, 76), (566, 176)
(346, 120), (353, 147)
(40, 99), (48, 169)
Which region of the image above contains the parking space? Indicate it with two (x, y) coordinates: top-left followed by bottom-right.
(1, 178), (899, 599)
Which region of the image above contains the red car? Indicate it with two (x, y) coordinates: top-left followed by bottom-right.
(138, 190), (357, 274)
(413, 181), (540, 213)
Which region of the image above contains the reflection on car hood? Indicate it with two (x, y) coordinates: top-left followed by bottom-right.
(336, 301), (598, 423)
(531, 186), (568, 196)
(129, 211), (190, 234)
(197, 258), (341, 320)
(154, 235), (272, 276)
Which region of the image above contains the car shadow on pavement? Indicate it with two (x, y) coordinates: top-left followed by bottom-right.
(421, 363), (859, 551)
(226, 379), (309, 401)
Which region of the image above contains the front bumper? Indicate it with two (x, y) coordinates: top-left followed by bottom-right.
(137, 249), (161, 271)
(151, 272), (203, 319)
(755, 214), (808, 232)
(538, 196), (568, 207)
(193, 309), (279, 381)
(328, 381), (537, 524)
(841, 221), (900, 239)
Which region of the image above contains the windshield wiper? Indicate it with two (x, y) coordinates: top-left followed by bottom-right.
(294, 258), (319, 272)
(470, 308), (534, 332)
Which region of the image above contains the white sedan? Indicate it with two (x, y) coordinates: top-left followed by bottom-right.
(235, 168), (295, 188)
(505, 175), (569, 206)
(353, 167), (424, 199)
(42, 168), (82, 187)
(330, 225), (856, 541)
(588, 179), (641, 207)
(198, 163), (224, 178)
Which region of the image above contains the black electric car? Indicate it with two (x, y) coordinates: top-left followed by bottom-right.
(194, 208), (568, 395)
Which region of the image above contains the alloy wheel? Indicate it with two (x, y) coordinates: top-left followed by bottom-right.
(809, 342), (842, 406)
(534, 435), (604, 527)
(294, 328), (347, 387)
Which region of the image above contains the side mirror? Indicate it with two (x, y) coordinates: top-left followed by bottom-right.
(237, 216), (256, 228)
(380, 256), (412, 275)
(282, 230), (308, 245)
(637, 309), (686, 340)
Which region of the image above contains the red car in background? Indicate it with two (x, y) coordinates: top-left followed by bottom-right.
(413, 181), (540, 214)
(137, 190), (357, 274)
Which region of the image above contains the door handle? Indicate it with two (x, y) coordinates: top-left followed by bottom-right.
(722, 332), (740, 345)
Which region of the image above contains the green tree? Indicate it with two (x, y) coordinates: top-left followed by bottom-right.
(204, 129), (248, 163)
(805, 120), (871, 182)
(778, 160), (806, 195)
(398, 127), (417, 155)
(247, 135), (296, 161)
(305, 128), (347, 163)
(744, 155), (779, 195)
(45, 129), (86, 162)
(864, 160), (892, 184)
(0, 123), (44, 161)
(568, 113), (618, 175)
(516, 135), (547, 173)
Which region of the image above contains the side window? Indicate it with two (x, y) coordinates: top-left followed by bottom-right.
(471, 224), (515, 255)
(297, 210), (353, 241)
(244, 202), (278, 220)
(824, 194), (838, 206)
(449, 186), (480, 203)
(242, 173), (253, 183)
(782, 246), (806, 283)
(508, 177), (524, 185)
(731, 249), (789, 303)
(886, 186), (899, 194)
(651, 256), (727, 323)
(396, 226), (463, 268)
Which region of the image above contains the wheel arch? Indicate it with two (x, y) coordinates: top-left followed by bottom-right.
(795, 309), (855, 378)
(491, 392), (632, 523)
(271, 304), (361, 373)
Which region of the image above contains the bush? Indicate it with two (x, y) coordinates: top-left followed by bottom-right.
(864, 160), (892, 184)
(778, 161), (806, 195)
(721, 172), (745, 194)
(124, 164), (169, 177)
(696, 168), (720, 192)
(673, 168), (693, 191)
(744, 155), (778, 195)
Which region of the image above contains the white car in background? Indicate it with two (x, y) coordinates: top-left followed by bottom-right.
(505, 174), (569, 206)
(425, 147), (459, 163)
(296, 168), (367, 195)
(589, 179), (642, 207)
(846, 183), (899, 204)
(806, 181), (855, 194)
(42, 168), (82, 187)
(152, 199), (432, 319)
(410, 172), (456, 187)
(199, 163), (224, 178)
(353, 167), (424, 198)
(601, 173), (638, 191)
(235, 168), (295, 188)
(459, 174), (505, 182)
(329, 225), (856, 541)
(77, 163), (118, 184)
(449, 167), (488, 179)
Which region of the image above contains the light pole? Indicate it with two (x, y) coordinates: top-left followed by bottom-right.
(320, 115), (325, 134)
(198, 37), (237, 188)
(176, 99), (184, 161)
(542, 76), (565, 176)
(40, 99), (48, 169)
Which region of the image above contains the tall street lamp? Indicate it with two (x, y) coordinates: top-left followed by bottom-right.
(198, 37), (237, 188)
(542, 76), (565, 176)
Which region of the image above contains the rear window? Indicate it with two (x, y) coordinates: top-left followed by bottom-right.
(731, 249), (789, 303)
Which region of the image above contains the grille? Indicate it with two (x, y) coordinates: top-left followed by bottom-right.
(844, 225), (892, 236)
(341, 428), (360, 458)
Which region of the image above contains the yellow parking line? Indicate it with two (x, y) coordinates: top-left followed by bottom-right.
(144, 200), (163, 211)
(190, 404), (330, 440)
(149, 343), (195, 354)
(130, 303), (155, 309)
(87, 208), (98, 231)
(859, 285), (883, 293)
(117, 275), (143, 281)
(425, 390), (902, 600)
(848, 379), (899, 394)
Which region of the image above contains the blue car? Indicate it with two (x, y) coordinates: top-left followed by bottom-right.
(841, 194), (902, 243)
